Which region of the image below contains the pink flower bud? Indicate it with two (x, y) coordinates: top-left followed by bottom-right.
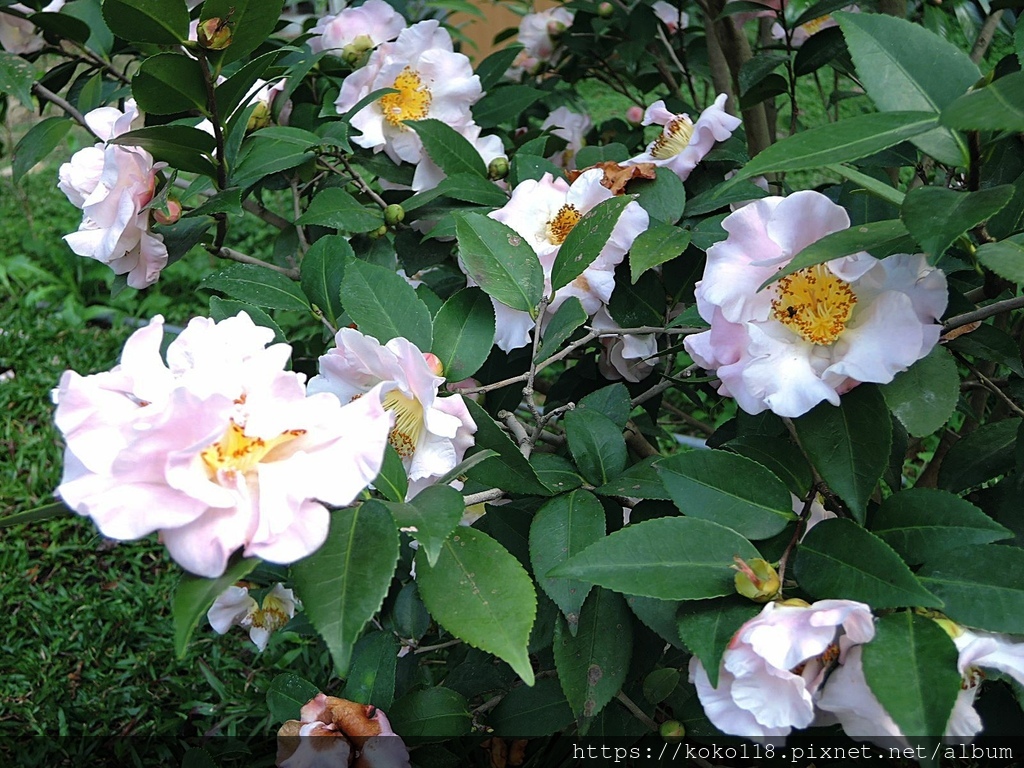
(152, 198), (182, 226)
(422, 353), (444, 376)
(626, 105), (644, 124)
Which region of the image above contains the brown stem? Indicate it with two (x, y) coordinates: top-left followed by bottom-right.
(32, 83), (89, 132)
(970, 11), (1003, 63)
(944, 296), (1024, 333)
(212, 247), (300, 279)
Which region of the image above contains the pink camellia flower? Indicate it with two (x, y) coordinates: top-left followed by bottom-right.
(652, 0), (688, 33)
(684, 190), (947, 417)
(592, 307), (658, 382)
(336, 20), (481, 168)
(690, 598), (875, 739)
(308, 328), (476, 498)
(623, 94), (741, 182)
(308, 0), (405, 61)
(0, 1), (64, 54)
(518, 7), (574, 63)
(53, 312), (391, 578)
(473, 169), (649, 352)
(541, 106), (592, 170)
(818, 625), (1024, 745)
(208, 583), (297, 651)
(57, 99), (169, 288)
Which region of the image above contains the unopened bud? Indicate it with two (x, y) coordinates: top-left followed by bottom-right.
(370, 224), (388, 239)
(488, 156), (509, 181)
(547, 19), (567, 39)
(422, 352), (444, 377)
(626, 105), (644, 124)
(597, 1), (614, 18)
(247, 100), (272, 132)
(198, 17), (233, 50)
(384, 203), (405, 227)
(152, 197), (182, 226)
(341, 34), (375, 67)
(660, 720), (686, 743)
(778, 597), (811, 608)
(732, 557), (780, 603)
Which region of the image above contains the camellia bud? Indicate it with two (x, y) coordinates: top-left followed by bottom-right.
(384, 203), (405, 227)
(152, 198), (182, 226)
(370, 224), (388, 239)
(247, 101), (272, 132)
(341, 33), (375, 67)
(197, 17), (233, 50)
(488, 156), (509, 181)
(660, 720), (686, 743)
(597, 1), (614, 18)
(732, 557), (780, 603)
(546, 19), (567, 39)
(422, 352), (444, 377)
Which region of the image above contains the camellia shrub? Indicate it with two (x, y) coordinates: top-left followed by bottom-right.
(4, 0), (1024, 763)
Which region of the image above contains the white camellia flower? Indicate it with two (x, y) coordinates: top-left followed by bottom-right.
(208, 583), (297, 651)
(771, 6), (857, 47)
(57, 99), (169, 288)
(308, 328), (477, 498)
(518, 7), (574, 62)
(475, 169), (650, 352)
(818, 625), (1024, 745)
(542, 106), (592, 170)
(684, 190), (948, 418)
(53, 312), (392, 578)
(0, 1), (64, 54)
(623, 94), (741, 181)
(690, 598), (875, 739)
(652, 0), (688, 32)
(309, 0), (405, 59)
(335, 20), (481, 167)
(592, 307), (658, 382)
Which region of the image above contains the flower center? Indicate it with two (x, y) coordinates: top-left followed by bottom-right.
(379, 67), (432, 127)
(250, 593), (291, 632)
(201, 420), (305, 476)
(383, 389), (425, 458)
(546, 204), (582, 245)
(771, 265), (857, 345)
(650, 116), (694, 159)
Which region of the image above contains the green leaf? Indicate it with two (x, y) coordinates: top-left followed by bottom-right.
(300, 235), (351, 324)
(901, 186), (1014, 261)
(403, 173), (508, 211)
(731, 112), (939, 182)
(215, 50), (282, 119)
(632, 167), (686, 225)
(625, 595), (684, 649)
(685, 181), (768, 217)
(510, 153), (564, 186)
(373, 444), (408, 503)
(794, 518), (941, 609)
(416, 527), (537, 684)
(880, 346), (959, 437)
(793, 384), (892, 522)
(462, 398), (551, 496)
(657, 450), (796, 540)
(383, 484), (464, 567)
(473, 85), (546, 129)
(341, 631), (400, 710)
(388, 688), (471, 741)
(550, 196), (635, 294)
(530, 490), (607, 633)
(834, 11), (980, 164)
(550, 517), (762, 600)
(575, 143), (629, 167)
(578, 383), (631, 430)
(760, 219), (914, 288)
(643, 668), (680, 705)
(977, 234), (1024, 285)
(102, 0), (188, 44)
(938, 418), (1020, 493)
(0, 500), (71, 529)
(132, 53), (207, 115)
(595, 456), (669, 500)
(947, 324), (1024, 377)
(941, 71), (1024, 133)
(109, 126), (217, 177)
(186, 188), (243, 218)
(629, 223), (691, 284)
(536, 296), (587, 362)
(341, 258), (433, 351)
(475, 45), (524, 92)
(180, 749), (216, 768)
(454, 212), (544, 315)
(826, 163), (905, 207)
(431, 287), (495, 382)
(12, 116), (72, 183)
(532, 454), (584, 495)
(563, 408), (627, 486)
(407, 118), (487, 178)
(201, 0), (286, 64)
(172, 557), (259, 658)
(607, 268), (664, 328)
(489, 678), (574, 737)
(677, 597), (760, 688)
(553, 588), (633, 719)
(862, 612), (961, 743)
(266, 673), (320, 723)
(208, 297), (285, 343)
(291, 504), (400, 677)
(725, 436), (813, 497)
(917, 545), (1024, 633)
(873, 488), (1012, 566)
(202, 263), (309, 312)
(297, 187), (384, 234)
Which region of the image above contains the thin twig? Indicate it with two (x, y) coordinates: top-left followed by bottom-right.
(970, 10), (1003, 63)
(943, 295), (1024, 332)
(463, 488), (504, 506)
(413, 638), (462, 655)
(213, 247), (300, 279)
(499, 410), (531, 456)
(615, 691), (658, 732)
(331, 154), (388, 210)
(951, 350), (1024, 419)
(32, 83), (89, 132)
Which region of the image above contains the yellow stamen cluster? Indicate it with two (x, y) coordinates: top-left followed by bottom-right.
(546, 204), (582, 245)
(201, 421), (305, 476)
(650, 115), (695, 160)
(379, 67), (432, 127)
(383, 389), (425, 458)
(771, 265), (857, 345)
(251, 593), (291, 632)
